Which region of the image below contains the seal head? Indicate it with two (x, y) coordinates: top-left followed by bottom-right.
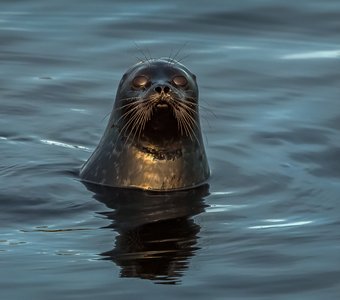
(80, 58), (210, 191)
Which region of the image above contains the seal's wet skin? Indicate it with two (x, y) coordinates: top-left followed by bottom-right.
(80, 58), (210, 191)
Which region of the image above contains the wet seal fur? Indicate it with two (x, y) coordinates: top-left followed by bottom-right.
(80, 58), (210, 191)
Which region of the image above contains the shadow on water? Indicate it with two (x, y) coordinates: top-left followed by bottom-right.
(83, 183), (209, 285)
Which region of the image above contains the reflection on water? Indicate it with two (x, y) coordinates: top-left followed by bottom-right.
(84, 183), (209, 284)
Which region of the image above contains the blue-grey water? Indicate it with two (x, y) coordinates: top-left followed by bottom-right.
(1, 0), (340, 299)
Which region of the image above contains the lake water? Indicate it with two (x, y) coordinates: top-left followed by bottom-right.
(1, 0), (340, 299)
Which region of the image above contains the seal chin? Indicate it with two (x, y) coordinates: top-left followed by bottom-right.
(80, 58), (210, 191)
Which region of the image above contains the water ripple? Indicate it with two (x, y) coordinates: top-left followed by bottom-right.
(40, 139), (91, 152)
(249, 219), (313, 229)
(282, 49), (340, 59)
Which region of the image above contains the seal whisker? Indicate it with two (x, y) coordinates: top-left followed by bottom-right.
(167, 49), (174, 66)
(136, 105), (153, 144)
(120, 107), (148, 147)
(101, 111), (111, 122)
(197, 104), (217, 119)
(184, 114), (201, 146)
(171, 42), (188, 64)
(177, 53), (191, 64)
(149, 93), (163, 104)
(176, 105), (201, 147)
(174, 106), (193, 139)
(135, 55), (143, 63)
(180, 111), (194, 141)
(195, 98), (217, 118)
(180, 98), (198, 106)
(172, 107), (185, 136)
(137, 106), (152, 142)
(111, 102), (143, 128)
(175, 99), (198, 118)
(128, 111), (145, 145)
(181, 113), (192, 139)
(175, 100), (198, 115)
(181, 96), (197, 102)
(118, 103), (144, 122)
(133, 42), (151, 65)
(180, 105), (199, 128)
(111, 98), (144, 115)
(119, 104), (146, 136)
(117, 96), (141, 102)
(115, 98), (143, 108)
(136, 111), (146, 142)
(133, 103), (153, 144)
(182, 97), (216, 118)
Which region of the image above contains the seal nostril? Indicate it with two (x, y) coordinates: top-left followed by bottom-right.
(163, 86), (170, 93)
(155, 86), (162, 94)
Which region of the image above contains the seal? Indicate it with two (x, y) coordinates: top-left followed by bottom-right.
(80, 58), (210, 191)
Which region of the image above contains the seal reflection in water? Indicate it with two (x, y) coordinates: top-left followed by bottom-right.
(80, 58), (209, 191)
(84, 182), (209, 284)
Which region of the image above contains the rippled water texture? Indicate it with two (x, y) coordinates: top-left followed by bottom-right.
(1, 0), (340, 299)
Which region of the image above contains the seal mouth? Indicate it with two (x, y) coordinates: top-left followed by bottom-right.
(116, 91), (199, 144)
(155, 100), (169, 109)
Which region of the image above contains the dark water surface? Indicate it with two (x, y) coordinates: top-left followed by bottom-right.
(1, 0), (340, 299)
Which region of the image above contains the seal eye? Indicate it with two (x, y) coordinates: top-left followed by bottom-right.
(172, 76), (187, 87)
(133, 75), (149, 88)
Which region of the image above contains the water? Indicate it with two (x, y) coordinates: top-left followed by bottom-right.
(1, 0), (340, 299)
